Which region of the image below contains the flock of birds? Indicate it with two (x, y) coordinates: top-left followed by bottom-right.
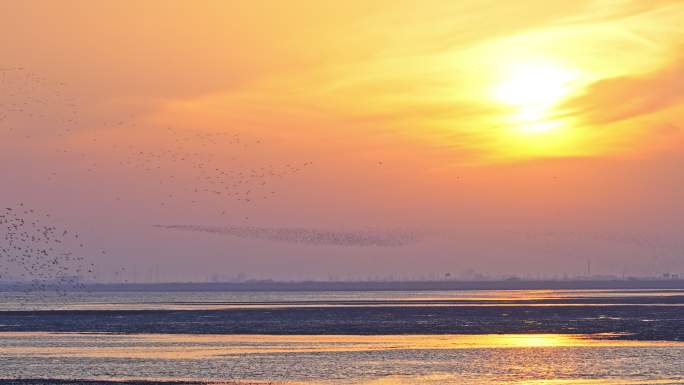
(0, 66), (404, 292)
(109, 127), (315, 211)
(2, 67), (319, 215)
(154, 225), (423, 247)
(0, 204), (98, 293)
(0, 67), (80, 138)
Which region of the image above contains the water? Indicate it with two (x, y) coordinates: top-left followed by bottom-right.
(1, 289), (683, 311)
(1, 289), (683, 384)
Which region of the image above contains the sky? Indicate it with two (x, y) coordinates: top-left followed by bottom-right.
(1, 0), (684, 281)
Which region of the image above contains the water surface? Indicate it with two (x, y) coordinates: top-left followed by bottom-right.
(1, 289), (683, 384)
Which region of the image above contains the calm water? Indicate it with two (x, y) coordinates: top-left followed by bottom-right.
(1, 290), (683, 384)
(1, 289), (683, 311)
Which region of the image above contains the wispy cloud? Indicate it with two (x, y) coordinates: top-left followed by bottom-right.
(562, 56), (684, 125)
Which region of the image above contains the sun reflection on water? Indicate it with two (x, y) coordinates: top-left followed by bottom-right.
(1, 332), (683, 384)
(1, 332), (681, 359)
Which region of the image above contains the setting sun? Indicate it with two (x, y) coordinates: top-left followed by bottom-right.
(493, 61), (579, 135)
(494, 62), (576, 107)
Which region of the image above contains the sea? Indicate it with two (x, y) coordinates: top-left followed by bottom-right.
(0, 289), (683, 384)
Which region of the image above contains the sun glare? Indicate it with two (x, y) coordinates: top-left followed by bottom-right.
(493, 61), (578, 135)
(494, 63), (575, 107)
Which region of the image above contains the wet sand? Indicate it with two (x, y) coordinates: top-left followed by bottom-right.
(1, 303), (683, 340)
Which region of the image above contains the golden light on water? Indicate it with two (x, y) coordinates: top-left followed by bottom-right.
(2, 332), (682, 359)
(490, 333), (577, 347)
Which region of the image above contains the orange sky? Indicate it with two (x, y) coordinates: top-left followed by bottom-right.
(1, 1), (684, 280)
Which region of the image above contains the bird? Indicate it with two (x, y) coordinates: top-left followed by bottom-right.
(0, 204), (99, 297)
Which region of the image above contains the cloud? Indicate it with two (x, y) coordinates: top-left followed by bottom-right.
(562, 57), (684, 125)
(153, 225), (424, 247)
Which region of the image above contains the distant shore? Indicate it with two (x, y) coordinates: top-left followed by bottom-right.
(2, 279), (684, 292)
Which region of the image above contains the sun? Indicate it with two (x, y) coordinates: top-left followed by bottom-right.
(494, 62), (575, 107)
(493, 61), (578, 135)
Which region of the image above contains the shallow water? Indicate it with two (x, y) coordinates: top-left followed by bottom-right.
(0, 332), (683, 384)
(1, 289), (683, 311)
(1, 290), (684, 384)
